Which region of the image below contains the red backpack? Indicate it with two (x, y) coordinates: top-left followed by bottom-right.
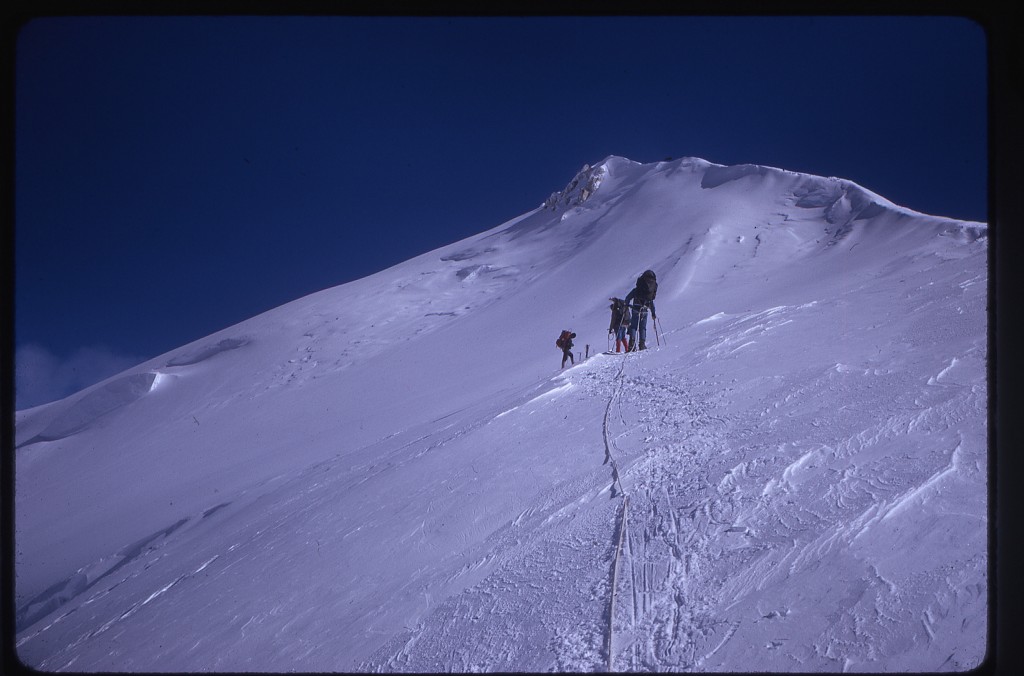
(555, 330), (573, 349)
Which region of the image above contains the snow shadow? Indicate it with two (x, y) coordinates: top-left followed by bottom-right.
(166, 337), (250, 367)
(440, 246), (497, 262)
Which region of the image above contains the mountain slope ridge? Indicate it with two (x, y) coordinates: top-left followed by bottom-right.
(14, 155), (987, 671)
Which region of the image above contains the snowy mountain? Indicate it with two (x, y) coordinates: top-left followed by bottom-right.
(13, 156), (988, 671)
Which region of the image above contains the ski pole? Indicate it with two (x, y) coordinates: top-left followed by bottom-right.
(656, 316), (667, 346)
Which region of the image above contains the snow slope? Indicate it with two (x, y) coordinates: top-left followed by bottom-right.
(13, 156), (988, 671)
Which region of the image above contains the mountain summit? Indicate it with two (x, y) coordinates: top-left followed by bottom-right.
(14, 156), (988, 671)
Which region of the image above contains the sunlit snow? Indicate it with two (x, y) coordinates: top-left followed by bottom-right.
(14, 156), (987, 672)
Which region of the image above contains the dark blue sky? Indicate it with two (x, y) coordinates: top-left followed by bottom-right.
(14, 14), (987, 407)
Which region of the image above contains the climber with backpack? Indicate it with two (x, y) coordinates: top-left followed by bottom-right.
(608, 298), (631, 353)
(624, 270), (658, 351)
(556, 329), (577, 368)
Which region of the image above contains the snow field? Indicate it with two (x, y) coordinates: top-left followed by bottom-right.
(14, 156), (987, 671)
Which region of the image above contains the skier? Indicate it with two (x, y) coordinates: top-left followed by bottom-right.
(608, 298), (631, 353)
(625, 270), (658, 351)
(556, 330), (577, 368)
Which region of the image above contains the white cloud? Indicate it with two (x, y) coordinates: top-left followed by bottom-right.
(15, 344), (145, 411)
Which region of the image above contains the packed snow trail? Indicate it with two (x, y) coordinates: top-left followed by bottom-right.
(357, 349), (745, 672)
(600, 351), (632, 670)
(607, 495), (630, 670)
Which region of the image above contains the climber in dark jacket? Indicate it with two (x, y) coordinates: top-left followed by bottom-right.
(625, 270), (657, 351)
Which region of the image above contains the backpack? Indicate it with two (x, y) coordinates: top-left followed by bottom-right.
(611, 298), (630, 325)
(556, 329), (573, 349)
(635, 270), (658, 303)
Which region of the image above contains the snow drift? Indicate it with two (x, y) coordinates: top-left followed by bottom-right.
(14, 156), (988, 671)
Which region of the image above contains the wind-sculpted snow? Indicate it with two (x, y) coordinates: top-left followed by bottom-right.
(700, 162), (771, 189)
(705, 163), (898, 238)
(14, 156), (987, 672)
(15, 372), (157, 447)
(15, 515), (191, 632)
